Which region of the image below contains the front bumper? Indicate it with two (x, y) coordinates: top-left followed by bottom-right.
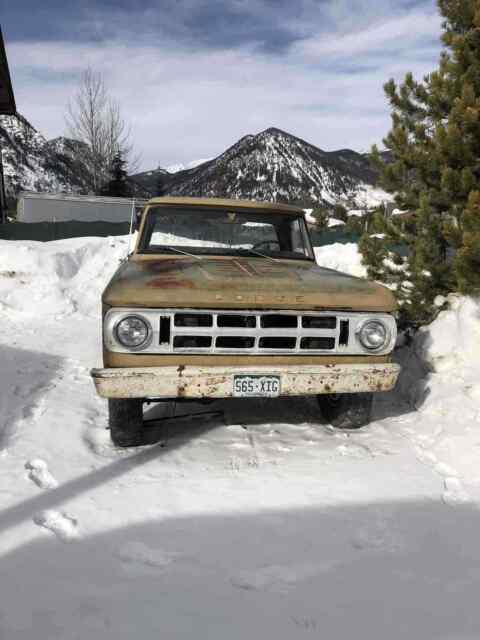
(91, 363), (401, 399)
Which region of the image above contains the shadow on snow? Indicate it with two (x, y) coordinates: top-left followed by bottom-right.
(0, 345), (63, 447)
(0, 499), (479, 639)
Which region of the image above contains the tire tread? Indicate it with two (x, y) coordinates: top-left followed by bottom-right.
(108, 398), (144, 447)
(317, 393), (373, 430)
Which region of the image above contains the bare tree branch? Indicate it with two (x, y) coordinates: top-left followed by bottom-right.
(65, 68), (138, 193)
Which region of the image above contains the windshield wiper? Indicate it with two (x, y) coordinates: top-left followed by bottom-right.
(160, 246), (203, 260)
(236, 248), (279, 262)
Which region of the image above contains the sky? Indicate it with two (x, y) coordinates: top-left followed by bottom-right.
(3, 0), (443, 171)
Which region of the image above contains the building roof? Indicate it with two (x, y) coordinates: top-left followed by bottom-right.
(19, 191), (148, 206)
(0, 27), (16, 115)
(147, 196), (305, 215)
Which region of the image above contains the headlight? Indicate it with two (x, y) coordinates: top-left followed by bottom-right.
(115, 315), (151, 349)
(358, 319), (389, 351)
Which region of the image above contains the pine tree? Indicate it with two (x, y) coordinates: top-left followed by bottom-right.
(101, 151), (132, 197)
(333, 204), (348, 222)
(360, 0), (480, 325)
(311, 206), (329, 230)
(156, 171), (167, 197)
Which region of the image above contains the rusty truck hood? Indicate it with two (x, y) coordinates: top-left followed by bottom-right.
(103, 255), (396, 311)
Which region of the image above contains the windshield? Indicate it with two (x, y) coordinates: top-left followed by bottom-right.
(138, 206), (315, 260)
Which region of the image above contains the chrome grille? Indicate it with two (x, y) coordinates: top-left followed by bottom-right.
(105, 308), (385, 355)
(105, 308), (397, 355)
(163, 310), (343, 354)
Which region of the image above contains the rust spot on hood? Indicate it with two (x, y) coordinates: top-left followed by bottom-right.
(144, 259), (198, 274)
(148, 277), (194, 289)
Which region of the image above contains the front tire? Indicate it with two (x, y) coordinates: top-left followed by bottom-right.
(108, 398), (144, 447)
(317, 392), (373, 430)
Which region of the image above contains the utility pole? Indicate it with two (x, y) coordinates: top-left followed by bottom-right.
(0, 26), (17, 223)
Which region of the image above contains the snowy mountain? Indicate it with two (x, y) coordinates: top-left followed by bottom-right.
(0, 114), (92, 201)
(128, 166), (169, 197)
(165, 158), (213, 174)
(132, 128), (392, 207)
(1, 116), (391, 208)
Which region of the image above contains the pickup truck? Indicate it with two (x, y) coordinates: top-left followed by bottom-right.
(91, 197), (399, 446)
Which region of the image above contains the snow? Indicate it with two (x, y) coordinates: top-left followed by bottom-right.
(347, 208), (365, 217)
(150, 231), (229, 249)
(315, 242), (367, 278)
(434, 295), (447, 308)
(1, 235), (480, 638)
(302, 208), (346, 227)
(352, 184), (394, 209)
(303, 208), (315, 224)
(166, 158), (213, 173)
(25, 458), (59, 489)
(328, 217), (346, 227)
(383, 256), (409, 274)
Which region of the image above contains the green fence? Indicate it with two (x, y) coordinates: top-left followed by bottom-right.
(309, 229), (410, 256)
(0, 222), (364, 247)
(309, 229), (361, 246)
(0, 221), (131, 242)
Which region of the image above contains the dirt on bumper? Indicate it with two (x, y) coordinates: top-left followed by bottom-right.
(91, 363), (401, 399)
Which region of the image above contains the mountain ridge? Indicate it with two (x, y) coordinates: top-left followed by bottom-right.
(132, 127), (390, 207)
(1, 115), (391, 208)
(0, 114), (93, 201)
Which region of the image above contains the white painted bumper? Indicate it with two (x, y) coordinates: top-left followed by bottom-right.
(91, 363), (401, 399)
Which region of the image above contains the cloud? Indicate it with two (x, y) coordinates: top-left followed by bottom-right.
(4, 0), (314, 51)
(296, 10), (441, 58)
(6, 1), (443, 170)
(4, 0), (438, 52)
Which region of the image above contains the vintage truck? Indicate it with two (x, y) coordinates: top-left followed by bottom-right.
(91, 197), (400, 446)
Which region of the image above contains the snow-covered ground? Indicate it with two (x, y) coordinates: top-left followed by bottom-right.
(352, 183), (394, 209)
(314, 242), (367, 278)
(1, 236), (480, 639)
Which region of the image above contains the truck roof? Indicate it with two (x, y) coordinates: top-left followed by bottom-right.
(146, 196), (305, 215)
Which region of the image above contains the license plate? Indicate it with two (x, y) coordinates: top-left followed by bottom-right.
(233, 375), (281, 398)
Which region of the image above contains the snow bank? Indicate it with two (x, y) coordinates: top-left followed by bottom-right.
(395, 294), (480, 499)
(416, 295), (480, 374)
(314, 243), (367, 278)
(408, 295), (480, 414)
(0, 236), (129, 317)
